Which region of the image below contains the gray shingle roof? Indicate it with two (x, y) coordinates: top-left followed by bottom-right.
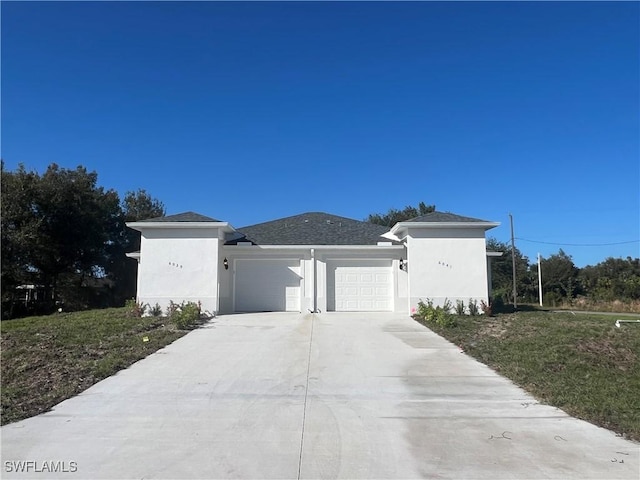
(139, 211), (221, 222)
(405, 211), (492, 223)
(229, 212), (398, 246)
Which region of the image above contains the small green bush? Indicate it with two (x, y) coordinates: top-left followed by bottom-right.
(166, 301), (178, 318)
(125, 298), (147, 318)
(441, 298), (452, 314)
(150, 303), (163, 317)
(417, 298), (435, 321)
(468, 299), (479, 316)
(168, 301), (202, 330)
(416, 298), (456, 328)
(455, 299), (466, 315)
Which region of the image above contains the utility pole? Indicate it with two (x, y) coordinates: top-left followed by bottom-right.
(509, 213), (517, 309)
(538, 253), (543, 307)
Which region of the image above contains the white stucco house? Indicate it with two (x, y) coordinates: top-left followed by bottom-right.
(126, 211), (500, 315)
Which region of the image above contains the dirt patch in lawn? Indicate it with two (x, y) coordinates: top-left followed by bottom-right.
(574, 339), (637, 371)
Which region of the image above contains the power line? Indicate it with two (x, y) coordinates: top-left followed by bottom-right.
(515, 237), (640, 247)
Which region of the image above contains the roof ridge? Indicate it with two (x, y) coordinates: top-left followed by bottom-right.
(231, 211), (395, 246)
(239, 211), (364, 229)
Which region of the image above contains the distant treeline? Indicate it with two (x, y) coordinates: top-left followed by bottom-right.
(487, 239), (640, 309)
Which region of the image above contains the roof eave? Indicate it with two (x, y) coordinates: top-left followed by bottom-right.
(390, 221), (501, 235)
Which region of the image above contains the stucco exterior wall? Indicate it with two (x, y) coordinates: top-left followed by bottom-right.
(137, 227), (220, 314)
(406, 227), (489, 313)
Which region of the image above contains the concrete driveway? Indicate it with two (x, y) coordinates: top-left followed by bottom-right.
(2, 312), (638, 479)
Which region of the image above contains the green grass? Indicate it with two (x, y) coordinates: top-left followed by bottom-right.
(1, 307), (188, 425)
(415, 311), (640, 442)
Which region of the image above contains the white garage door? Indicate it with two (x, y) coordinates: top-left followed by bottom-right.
(327, 259), (393, 312)
(235, 259), (302, 312)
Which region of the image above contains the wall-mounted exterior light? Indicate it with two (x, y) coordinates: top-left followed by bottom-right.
(223, 258), (229, 270)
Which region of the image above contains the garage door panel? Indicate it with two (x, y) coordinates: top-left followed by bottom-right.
(375, 287), (389, 296)
(327, 259), (393, 312)
(235, 259), (301, 312)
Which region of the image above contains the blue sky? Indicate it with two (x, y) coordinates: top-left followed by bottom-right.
(2, 1), (638, 267)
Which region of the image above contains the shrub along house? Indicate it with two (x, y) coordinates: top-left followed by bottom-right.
(126, 211), (500, 315)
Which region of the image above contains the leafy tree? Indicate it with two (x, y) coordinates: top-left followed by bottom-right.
(541, 249), (579, 305)
(33, 164), (122, 303)
(1, 163), (42, 317)
(123, 189), (165, 221)
(107, 189), (166, 304)
(485, 238), (534, 304)
(579, 257), (640, 302)
(1, 163), (166, 317)
(367, 201), (435, 227)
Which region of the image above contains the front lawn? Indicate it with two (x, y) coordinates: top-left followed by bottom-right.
(415, 311), (640, 442)
(1, 308), (188, 425)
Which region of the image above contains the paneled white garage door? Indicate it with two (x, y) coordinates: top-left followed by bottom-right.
(327, 259), (393, 312)
(234, 259), (302, 312)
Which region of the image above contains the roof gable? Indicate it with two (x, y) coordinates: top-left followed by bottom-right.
(228, 212), (397, 246)
(139, 211), (222, 223)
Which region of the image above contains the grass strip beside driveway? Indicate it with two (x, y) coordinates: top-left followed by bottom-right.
(1, 308), (187, 425)
(416, 311), (640, 442)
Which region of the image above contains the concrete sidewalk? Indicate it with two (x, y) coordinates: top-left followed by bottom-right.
(1, 312), (638, 479)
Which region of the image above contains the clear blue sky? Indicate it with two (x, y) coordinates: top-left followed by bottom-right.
(2, 1), (638, 267)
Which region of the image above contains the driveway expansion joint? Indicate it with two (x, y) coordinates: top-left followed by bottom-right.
(297, 313), (315, 479)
